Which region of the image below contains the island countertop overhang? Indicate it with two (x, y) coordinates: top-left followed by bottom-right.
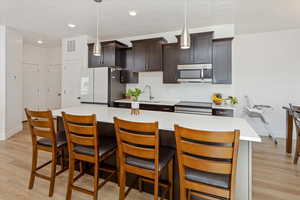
(53, 104), (261, 142)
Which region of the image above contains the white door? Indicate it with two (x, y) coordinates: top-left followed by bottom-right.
(23, 63), (40, 120)
(62, 61), (81, 107)
(46, 64), (62, 109)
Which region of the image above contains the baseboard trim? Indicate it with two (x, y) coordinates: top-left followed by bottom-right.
(0, 134), (5, 141)
(4, 125), (23, 140)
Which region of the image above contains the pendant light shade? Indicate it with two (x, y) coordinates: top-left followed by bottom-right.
(93, 40), (101, 56)
(93, 0), (102, 56)
(180, 0), (191, 49)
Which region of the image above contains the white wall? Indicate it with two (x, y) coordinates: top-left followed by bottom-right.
(233, 29), (300, 138)
(0, 25), (6, 140)
(4, 27), (23, 139)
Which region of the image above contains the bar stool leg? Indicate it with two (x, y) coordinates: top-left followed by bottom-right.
(138, 177), (143, 192)
(49, 150), (57, 197)
(168, 160), (173, 200)
(66, 158), (75, 200)
(93, 162), (99, 200)
(29, 146), (38, 189)
(116, 150), (120, 186)
(294, 134), (300, 164)
(187, 190), (191, 200)
(154, 174), (159, 200)
(119, 168), (126, 200)
(60, 148), (65, 170)
(180, 185), (186, 200)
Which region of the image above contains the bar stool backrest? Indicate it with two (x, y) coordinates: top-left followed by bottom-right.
(113, 117), (159, 172)
(290, 105), (300, 130)
(25, 108), (56, 146)
(175, 125), (240, 199)
(62, 112), (98, 162)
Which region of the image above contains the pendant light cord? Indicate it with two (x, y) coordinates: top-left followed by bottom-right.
(185, 0), (188, 26)
(96, 3), (100, 42)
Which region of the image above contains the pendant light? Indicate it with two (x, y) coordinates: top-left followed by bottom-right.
(180, 0), (191, 49)
(93, 0), (102, 56)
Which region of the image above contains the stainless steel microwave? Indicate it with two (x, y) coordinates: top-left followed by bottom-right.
(177, 64), (213, 83)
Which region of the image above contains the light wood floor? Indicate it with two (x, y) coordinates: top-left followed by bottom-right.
(0, 125), (300, 200)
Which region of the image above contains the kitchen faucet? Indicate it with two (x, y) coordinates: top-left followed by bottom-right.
(143, 84), (154, 101)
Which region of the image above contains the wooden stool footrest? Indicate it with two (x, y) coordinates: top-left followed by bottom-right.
(56, 167), (68, 176)
(36, 160), (52, 171)
(190, 191), (220, 200)
(71, 185), (94, 195)
(35, 172), (51, 181)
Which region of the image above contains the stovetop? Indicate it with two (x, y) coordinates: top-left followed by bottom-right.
(175, 101), (212, 108)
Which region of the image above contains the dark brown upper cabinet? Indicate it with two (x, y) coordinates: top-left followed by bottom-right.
(163, 43), (179, 83)
(177, 32), (213, 65)
(120, 48), (138, 83)
(88, 41), (127, 68)
(132, 38), (166, 72)
(212, 38), (233, 84)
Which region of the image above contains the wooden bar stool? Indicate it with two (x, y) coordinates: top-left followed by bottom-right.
(174, 125), (240, 200)
(62, 112), (117, 200)
(114, 117), (174, 200)
(25, 108), (67, 197)
(289, 104), (300, 164)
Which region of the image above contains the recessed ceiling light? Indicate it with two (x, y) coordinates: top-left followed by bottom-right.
(68, 24), (76, 28)
(37, 40), (43, 44)
(129, 10), (137, 16)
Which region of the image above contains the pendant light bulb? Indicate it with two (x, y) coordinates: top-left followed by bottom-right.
(180, 0), (191, 49)
(93, 1), (102, 56)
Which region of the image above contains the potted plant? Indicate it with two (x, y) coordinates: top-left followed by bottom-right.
(228, 96), (238, 105)
(126, 88), (142, 115)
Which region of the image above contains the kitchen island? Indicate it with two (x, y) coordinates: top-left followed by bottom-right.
(53, 104), (261, 200)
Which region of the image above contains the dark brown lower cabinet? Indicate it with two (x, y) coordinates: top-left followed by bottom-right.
(113, 102), (174, 112)
(212, 108), (234, 117)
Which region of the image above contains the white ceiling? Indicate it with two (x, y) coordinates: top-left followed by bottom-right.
(1, 0), (300, 47)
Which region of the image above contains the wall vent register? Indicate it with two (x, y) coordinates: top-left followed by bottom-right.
(66, 40), (76, 52)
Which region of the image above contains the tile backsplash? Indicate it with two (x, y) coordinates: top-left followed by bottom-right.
(126, 72), (234, 102)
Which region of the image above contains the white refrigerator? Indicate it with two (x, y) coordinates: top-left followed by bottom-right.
(80, 67), (125, 106)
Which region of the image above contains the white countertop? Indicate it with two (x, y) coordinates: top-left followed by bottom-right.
(114, 99), (179, 106)
(53, 104), (261, 142)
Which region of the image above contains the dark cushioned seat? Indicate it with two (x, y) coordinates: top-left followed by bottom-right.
(37, 134), (67, 148)
(185, 168), (230, 189)
(74, 137), (116, 157)
(126, 147), (175, 171)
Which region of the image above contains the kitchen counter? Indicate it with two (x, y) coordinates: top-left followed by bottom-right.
(53, 104), (260, 142)
(114, 99), (179, 106)
(53, 104), (260, 200)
